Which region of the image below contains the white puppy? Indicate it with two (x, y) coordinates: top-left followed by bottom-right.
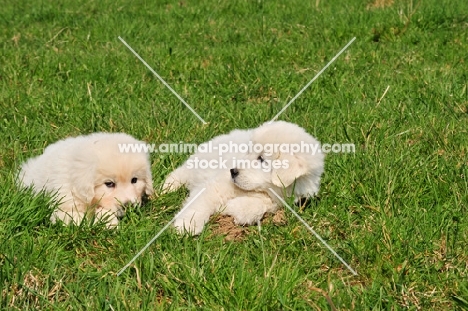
(163, 121), (325, 235)
(19, 133), (153, 228)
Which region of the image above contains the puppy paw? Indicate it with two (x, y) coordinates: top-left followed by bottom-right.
(162, 177), (183, 194)
(51, 209), (86, 226)
(222, 197), (273, 226)
(230, 206), (265, 225)
(95, 209), (120, 229)
(173, 217), (205, 235)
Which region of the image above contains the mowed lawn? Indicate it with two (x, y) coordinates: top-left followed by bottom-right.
(1, 0), (467, 309)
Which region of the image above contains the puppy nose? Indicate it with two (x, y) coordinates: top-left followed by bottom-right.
(230, 168), (239, 178)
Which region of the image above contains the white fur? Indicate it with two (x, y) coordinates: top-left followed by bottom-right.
(163, 121), (325, 235)
(19, 133), (153, 228)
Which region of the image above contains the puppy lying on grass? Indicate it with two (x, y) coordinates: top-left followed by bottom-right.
(163, 121), (325, 235)
(19, 133), (153, 228)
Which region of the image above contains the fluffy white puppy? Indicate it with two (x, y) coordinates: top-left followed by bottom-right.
(163, 121), (325, 235)
(19, 133), (153, 228)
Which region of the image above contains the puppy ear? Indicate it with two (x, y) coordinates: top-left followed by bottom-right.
(66, 147), (99, 206)
(272, 154), (309, 188)
(144, 165), (154, 196)
(72, 168), (96, 205)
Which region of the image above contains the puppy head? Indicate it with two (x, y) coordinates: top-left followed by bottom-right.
(231, 121), (324, 197)
(92, 161), (150, 216)
(73, 133), (153, 215)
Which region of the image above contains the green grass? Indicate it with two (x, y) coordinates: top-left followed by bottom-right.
(1, 0), (468, 309)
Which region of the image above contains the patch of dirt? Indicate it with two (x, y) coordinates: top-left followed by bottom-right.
(263, 209), (287, 226)
(211, 215), (248, 241)
(211, 210), (288, 241)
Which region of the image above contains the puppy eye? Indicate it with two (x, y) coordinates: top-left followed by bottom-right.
(257, 155), (264, 163)
(131, 177), (138, 184)
(105, 181), (116, 188)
